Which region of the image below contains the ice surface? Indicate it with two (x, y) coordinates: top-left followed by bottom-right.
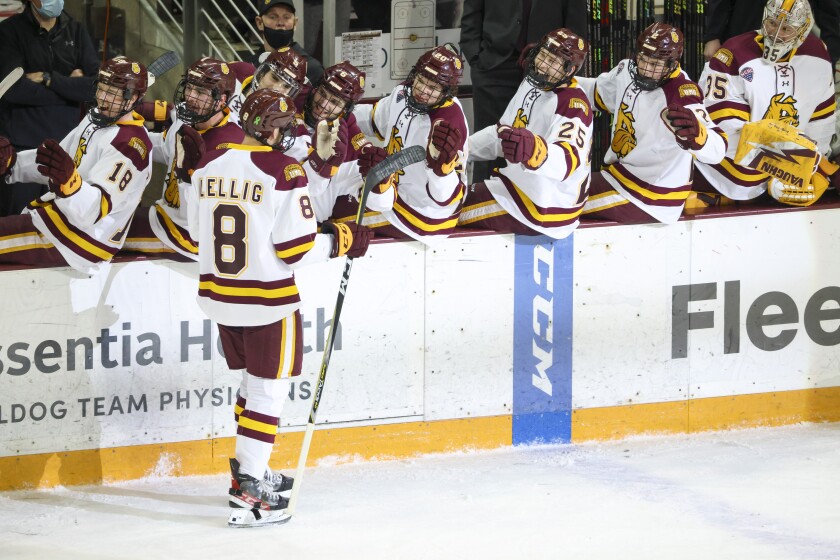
(1, 423), (839, 560)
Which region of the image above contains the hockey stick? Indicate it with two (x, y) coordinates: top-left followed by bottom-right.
(0, 67), (24, 100)
(146, 51), (181, 87)
(285, 145), (425, 517)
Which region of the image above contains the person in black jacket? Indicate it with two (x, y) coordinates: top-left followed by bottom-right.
(248, 0), (324, 86)
(459, 0), (588, 182)
(0, 0), (99, 216)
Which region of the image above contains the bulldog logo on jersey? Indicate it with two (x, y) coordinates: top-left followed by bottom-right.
(387, 127), (405, 183)
(513, 108), (529, 129)
(74, 137), (88, 167)
(611, 102), (637, 157)
(163, 167), (180, 208)
(763, 93), (799, 127)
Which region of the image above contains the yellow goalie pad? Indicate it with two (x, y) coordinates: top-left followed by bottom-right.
(734, 119), (818, 189)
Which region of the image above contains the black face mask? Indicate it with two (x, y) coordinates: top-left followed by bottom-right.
(263, 27), (294, 50)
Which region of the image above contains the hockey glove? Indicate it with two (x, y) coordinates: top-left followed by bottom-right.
(663, 104), (707, 151)
(358, 144), (387, 178)
(0, 136), (16, 177)
(136, 100), (173, 132)
(498, 125), (547, 169)
(174, 125), (206, 183)
(321, 220), (373, 258)
(308, 119), (348, 178)
(36, 139), (81, 197)
(426, 119), (462, 177)
(767, 158), (838, 207)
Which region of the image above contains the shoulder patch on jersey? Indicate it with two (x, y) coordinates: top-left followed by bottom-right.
(740, 67), (754, 82)
(128, 137), (148, 160)
(679, 84), (701, 98)
(284, 163), (305, 181)
(714, 48), (734, 66)
(569, 98), (589, 116)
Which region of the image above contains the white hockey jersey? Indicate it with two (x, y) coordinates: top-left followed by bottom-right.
(696, 32), (837, 200)
(10, 113), (152, 274)
(186, 143), (333, 327)
(354, 85), (469, 244)
(467, 78), (593, 239)
(579, 61), (727, 224)
(145, 110), (244, 259)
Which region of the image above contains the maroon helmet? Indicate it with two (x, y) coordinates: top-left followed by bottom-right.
(305, 61), (365, 127)
(90, 56), (149, 127)
(405, 44), (463, 113)
(630, 23), (684, 91)
(254, 47), (308, 98)
(525, 28), (589, 90)
(175, 57), (238, 124)
(240, 88), (297, 151)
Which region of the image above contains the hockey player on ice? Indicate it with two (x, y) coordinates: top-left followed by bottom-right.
(694, 0), (839, 206)
(577, 23), (728, 224)
(459, 28), (593, 238)
(0, 56), (153, 273)
(184, 89), (372, 527)
(353, 45), (470, 244)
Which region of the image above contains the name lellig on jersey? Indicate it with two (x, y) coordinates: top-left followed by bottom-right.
(197, 176), (264, 203)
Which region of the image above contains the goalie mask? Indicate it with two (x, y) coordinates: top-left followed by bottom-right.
(629, 23), (684, 91)
(525, 28), (588, 90)
(174, 57), (236, 125)
(304, 61), (365, 128)
(404, 44), (463, 114)
(240, 89), (296, 151)
(253, 47), (307, 98)
(90, 56), (149, 127)
(761, 0), (813, 63)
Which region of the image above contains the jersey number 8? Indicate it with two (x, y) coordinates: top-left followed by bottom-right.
(213, 203), (248, 276)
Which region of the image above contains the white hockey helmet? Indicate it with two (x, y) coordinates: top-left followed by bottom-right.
(761, 0), (813, 62)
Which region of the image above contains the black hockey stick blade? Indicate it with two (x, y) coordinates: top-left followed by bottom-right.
(147, 51), (181, 86)
(0, 67), (23, 100)
(357, 145), (425, 214)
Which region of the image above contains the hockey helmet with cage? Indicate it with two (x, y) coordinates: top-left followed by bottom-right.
(761, 0), (813, 63)
(90, 56), (149, 127)
(240, 89), (297, 151)
(175, 57), (237, 125)
(404, 44), (464, 114)
(525, 28), (589, 90)
(304, 61), (365, 127)
(629, 23), (684, 91)
(254, 47), (308, 98)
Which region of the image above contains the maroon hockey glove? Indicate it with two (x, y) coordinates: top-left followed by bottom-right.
(321, 220), (373, 258)
(426, 119), (462, 177)
(36, 139), (81, 197)
(358, 143), (387, 178)
(174, 125), (206, 183)
(136, 100), (173, 132)
(0, 136), (16, 176)
(498, 125), (547, 169)
(308, 119), (349, 178)
(663, 104), (707, 151)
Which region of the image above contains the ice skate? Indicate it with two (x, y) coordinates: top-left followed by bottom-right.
(229, 457), (294, 493)
(228, 472), (292, 528)
(227, 506), (292, 528)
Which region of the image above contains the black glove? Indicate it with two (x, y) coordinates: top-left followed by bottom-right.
(36, 139), (81, 197)
(321, 221), (373, 258)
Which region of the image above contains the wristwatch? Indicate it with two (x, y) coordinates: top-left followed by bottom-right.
(43, 73), (51, 88)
